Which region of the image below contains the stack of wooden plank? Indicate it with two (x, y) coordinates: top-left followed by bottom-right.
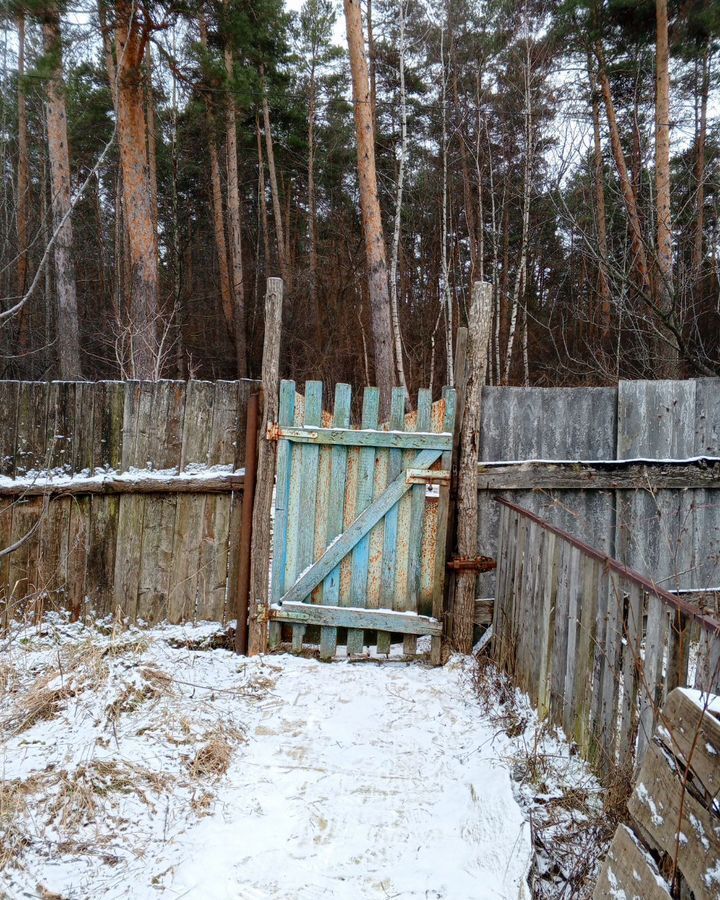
(594, 688), (720, 899)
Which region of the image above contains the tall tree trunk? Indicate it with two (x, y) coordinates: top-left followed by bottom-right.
(389, 0), (408, 393)
(504, 38), (532, 383)
(16, 14), (28, 300)
(587, 49), (612, 337)
(307, 59), (322, 349)
(198, 16), (234, 343)
(115, 0), (159, 378)
(16, 13), (31, 367)
(655, 0), (677, 374)
(43, 8), (82, 378)
(260, 66), (290, 289)
(595, 41), (651, 297)
(692, 47), (710, 280)
(223, 9), (248, 378)
(257, 115), (272, 271)
(144, 43), (158, 240)
(440, 28), (454, 386)
(344, 0), (394, 408)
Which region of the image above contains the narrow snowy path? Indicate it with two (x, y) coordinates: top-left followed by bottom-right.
(167, 655), (532, 899)
(1, 623), (532, 900)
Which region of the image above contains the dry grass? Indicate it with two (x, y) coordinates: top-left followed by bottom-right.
(189, 725), (245, 780)
(471, 651), (628, 899)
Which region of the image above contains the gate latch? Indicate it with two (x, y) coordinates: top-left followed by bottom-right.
(447, 556), (497, 573)
(405, 468), (451, 485)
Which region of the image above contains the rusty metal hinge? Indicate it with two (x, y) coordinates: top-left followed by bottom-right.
(266, 423), (281, 442)
(447, 556), (497, 573)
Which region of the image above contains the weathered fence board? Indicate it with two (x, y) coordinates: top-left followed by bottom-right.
(477, 379), (720, 598)
(493, 498), (720, 779)
(595, 689), (720, 900)
(0, 379), (259, 626)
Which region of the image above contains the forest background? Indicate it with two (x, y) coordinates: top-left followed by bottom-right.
(1, 0), (719, 401)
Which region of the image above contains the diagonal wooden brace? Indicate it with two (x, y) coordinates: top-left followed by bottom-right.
(279, 447), (443, 605)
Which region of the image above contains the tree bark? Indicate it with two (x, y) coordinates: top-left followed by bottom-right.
(587, 49), (612, 336)
(256, 115), (272, 271)
(595, 41), (651, 297)
(389, 0), (408, 393)
(452, 282), (492, 653)
(307, 58), (322, 349)
(223, 9), (248, 379)
(260, 67), (290, 290)
(16, 13), (29, 301)
(248, 278), (284, 655)
(43, 8), (82, 379)
(144, 43), (158, 241)
(655, 0), (677, 374)
(115, 0), (159, 378)
(692, 47), (710, 281)
(344, 0), (394, 410)
(198, 16), (234, 342)
(16, 13), (31, 367)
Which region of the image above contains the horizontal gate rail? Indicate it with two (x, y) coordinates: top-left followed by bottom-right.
(269, 424), (452, 451)
(270, 601), (442, 636)
(493, 497), (720, 778)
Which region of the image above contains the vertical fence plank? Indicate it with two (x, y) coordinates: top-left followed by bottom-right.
(430, 388), (456, 664)
(637, 592), (667, 763)
(549, 539), (571, 723)
(516, 521), (539, 694)
(404, 389), (432, 656)
(319, 383), (352, 659)
(167, 381), (214, 623)
(537, 530), (560, 717)
(290, 381), (322, 651)
(114, 381), (145, 619)
(693, 629), (720, 694)
(588, 562), (610, 766)
(347, 387), (380, 656)
(619, 582), (643, 768)
(600, 570), (623, 773)
(196, 381), (238, 622)
(562, 545), (582, 736)
(376, 387), (405, 656)
(574, 557), (599, 754)
(269, 381), (296, 649)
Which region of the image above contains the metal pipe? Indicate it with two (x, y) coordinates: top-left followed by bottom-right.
(235, 390), (261, 654)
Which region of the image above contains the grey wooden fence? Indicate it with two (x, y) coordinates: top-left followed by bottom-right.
(493, 498), (720, 777)
(0, 379), (259, 625)
(477, 378), (720, 600)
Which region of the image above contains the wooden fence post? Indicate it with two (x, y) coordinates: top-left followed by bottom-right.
(451, 281), (492, 652)
(235, 390), (260, 654)
(248, 277), (283, 655)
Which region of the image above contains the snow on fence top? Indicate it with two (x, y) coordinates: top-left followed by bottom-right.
(0, 379), (259, 625)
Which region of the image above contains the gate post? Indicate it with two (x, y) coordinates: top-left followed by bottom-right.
(451, 281), (492, 653)
(248, 278), (284, 655)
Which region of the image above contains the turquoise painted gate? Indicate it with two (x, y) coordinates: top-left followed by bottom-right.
(268, 380), (456, 662)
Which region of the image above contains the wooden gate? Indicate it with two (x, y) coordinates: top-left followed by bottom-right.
(268, 380), (456, 662)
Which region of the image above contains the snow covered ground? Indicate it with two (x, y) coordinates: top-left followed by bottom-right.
(0, 617), (558, 899)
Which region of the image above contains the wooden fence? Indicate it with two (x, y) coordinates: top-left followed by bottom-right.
(493, 497), (720, 777)
(0, 379), (259, 625)
(594, 688), (720, 899)
(476, 379), (720, 599)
